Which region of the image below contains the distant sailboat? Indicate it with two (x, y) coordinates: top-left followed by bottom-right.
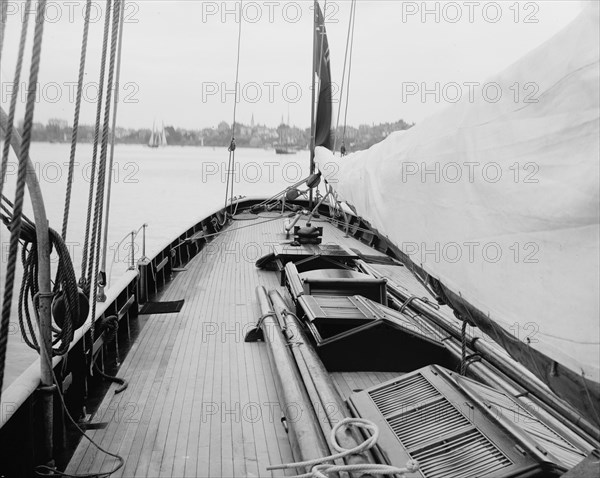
(275, 111), (297, 155)
(275, 145), (296, 155)
(148, 120), (167, 148)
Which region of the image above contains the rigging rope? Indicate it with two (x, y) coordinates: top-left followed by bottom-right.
(333, 0), (355, 155)
(81, 0), (113, 292)
(62, 0), (92, 241)
(100, 0), (126, 282)
(340, 1), (356, 155)
(1, 195), (36, 229)
(0, 0), (47, 399)
(268, 417), (419, 478)
(222, 1), (243, 223)
(0, 2), (8, 117)
(0, 0), (6, 90)
(88, 0), (122, 344)
(0, 0), (32, 201)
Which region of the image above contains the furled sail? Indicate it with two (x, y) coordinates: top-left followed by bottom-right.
(316, 5), (599, 425)
(314, 1), (333, 150)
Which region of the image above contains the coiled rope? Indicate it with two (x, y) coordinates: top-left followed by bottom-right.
(1, 183), (80, 357)
(13, 221), (80, 356)
(268, 417), (419, 478)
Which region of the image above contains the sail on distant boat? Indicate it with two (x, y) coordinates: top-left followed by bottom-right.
(161, 122), (167, 145)
(148, 120), (167, 148)
(275, 111), (297, 155)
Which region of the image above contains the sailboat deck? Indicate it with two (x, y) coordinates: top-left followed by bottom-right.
(66, 212), (408, 477)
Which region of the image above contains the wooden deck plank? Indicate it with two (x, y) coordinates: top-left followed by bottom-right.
(330, 372), (353, 401)
(143, 259), (219, 477)
(111, 315), (186, 477)
(115, 258), (201, 476)
(71, 289), (180, 473)
(118, 313), (183, 474)
(359, 371), (378, 390)
(239, 241), (261, 477)
(74, 314), (163, 468)
(165, 266), (204, 477)
(243, 283), (280, 477)
(153, 314), (194, 477)
(181, 256), (220, 478)
(195, 254), (221, 478)
(183, 283), (213, 478)
(161, 302), (201, 475)
(330, 371), (405, 400)
(207, 244), (225, 478)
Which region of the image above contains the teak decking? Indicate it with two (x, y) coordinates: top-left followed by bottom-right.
(66, 213), (420, 477)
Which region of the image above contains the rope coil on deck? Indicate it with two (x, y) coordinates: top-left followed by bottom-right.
(268, 417), (419, 478)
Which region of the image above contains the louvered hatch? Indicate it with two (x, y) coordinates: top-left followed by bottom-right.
(456, 376), (588, 470)
(349, 366), (554, 477)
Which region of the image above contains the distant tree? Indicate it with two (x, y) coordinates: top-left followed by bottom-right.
(164, 126), (182, 145)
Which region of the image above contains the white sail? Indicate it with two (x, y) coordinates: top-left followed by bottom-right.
(161, 123), (167, 146)
(148, 120), (167, 147)
(316, 5), (599, 386)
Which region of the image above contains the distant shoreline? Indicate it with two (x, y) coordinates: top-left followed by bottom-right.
(2, 119), (414, 152)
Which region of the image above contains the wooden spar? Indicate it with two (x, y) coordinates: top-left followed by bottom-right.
(0, 108), (54, 465)
(358, 259), (600, 444)
(255, 286), (330, 473)
(267, 293), (345, 478)
(268, 290), (377, 477)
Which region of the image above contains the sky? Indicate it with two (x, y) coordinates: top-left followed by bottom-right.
(0, 0), (586, 130)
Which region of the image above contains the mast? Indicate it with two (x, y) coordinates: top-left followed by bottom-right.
(309, 0), (318, 210)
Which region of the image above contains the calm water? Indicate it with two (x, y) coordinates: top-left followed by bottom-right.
(1, 142), (310, 388)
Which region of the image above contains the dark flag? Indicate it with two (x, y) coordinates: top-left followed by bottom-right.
(314, 1), (333, 150)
